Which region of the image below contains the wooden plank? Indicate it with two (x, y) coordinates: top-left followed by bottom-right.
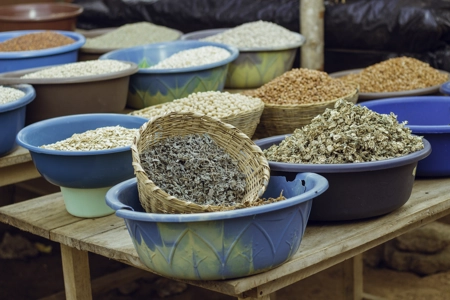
(60, 244), (92, 300)
(342, 254), (363, 300)
(0, 193), (81, 239)
(1, 178), (450, 297)
(0, 160), (40, 187)
(0, 146), (32, 168)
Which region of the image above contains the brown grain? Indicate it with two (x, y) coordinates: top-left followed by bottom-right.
(248, 68), (357, 105)
(0, 31), (75, 52)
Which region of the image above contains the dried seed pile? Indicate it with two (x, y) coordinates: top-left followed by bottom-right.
(201, 20), (303, 49)
(0, 31), (75, 52)
(83, 22), (180, 49)
(140, 133), (246, 206)
(0, 86), (25, 104)
(131, 91), (263, 119)
(40, 126), (138, 151)
(148, 46), (230, 69)
(248, 68), (356, 105)
(339, 57), (449, 93)
(21, 60), (130, 79)
(264, 100), (424, 164)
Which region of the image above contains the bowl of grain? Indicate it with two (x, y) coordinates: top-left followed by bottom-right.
(99, 40), (239, 109)
(254, 100), (431, 221)
(247, 68), (359, 139)
(78, 22), (182, 61)
(180, 21), (305, 89)
(362, 96), (450, 177)
(0, 30), (86, 73)
(129, 91), (264, 138)
(329, 57), (449, 101)
(106, 172), (328, 280)
(0, 3), (83, 32)
(0, 59), (138, 124)
(0, 84), (35, 156)
(16, 113), (148, 218)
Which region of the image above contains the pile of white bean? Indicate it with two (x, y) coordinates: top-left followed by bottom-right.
(131, 91), (263, 119)
(40, 126), (138, 151)
(21, 60), (131, 79)
(83, 22), (181, 49)
(201, 20), (303, 49)
(0, 86), (25, 104)
(149, 46), (230, 69)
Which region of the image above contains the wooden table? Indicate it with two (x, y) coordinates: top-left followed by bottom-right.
(1, 178), (450, 300)
(0, 146), (40, 187)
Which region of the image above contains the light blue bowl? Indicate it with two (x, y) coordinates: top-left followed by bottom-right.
(106, 172), (328, 280)
(0, 30), (86, 73)
(0, 84), (35, 156)
(99, 40), (239, 109)
(16, 113), (148, 218)
(441, 81), (450, 96)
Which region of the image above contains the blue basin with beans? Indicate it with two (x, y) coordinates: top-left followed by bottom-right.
(99, 40), (239, 109)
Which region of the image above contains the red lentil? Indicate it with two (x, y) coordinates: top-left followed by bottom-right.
(0, 31), (75, 52)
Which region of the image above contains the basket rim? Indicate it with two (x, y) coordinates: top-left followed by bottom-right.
(262, 83), (359, 108)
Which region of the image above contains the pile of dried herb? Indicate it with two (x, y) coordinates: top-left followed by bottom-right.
(140, 133), (247, 206)
(263, 100), (424, 164)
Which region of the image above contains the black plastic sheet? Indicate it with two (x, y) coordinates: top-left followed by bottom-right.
(73, 0), (450, 72)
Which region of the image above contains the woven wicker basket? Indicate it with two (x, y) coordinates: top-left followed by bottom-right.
(131, 112), (271, 214)
(253, 83), (359, 139)
(129, 99), (265, 139)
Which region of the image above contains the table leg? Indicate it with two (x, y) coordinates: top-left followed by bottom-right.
(342, 254), (364, 300)
(60, 244), (93, 300)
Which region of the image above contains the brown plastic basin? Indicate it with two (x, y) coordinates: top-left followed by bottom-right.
(0, 62), (139, 125)
(0, 3), (83, 32)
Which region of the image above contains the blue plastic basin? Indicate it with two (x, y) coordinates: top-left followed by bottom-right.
(0, 30), (85, 73)
(362, 96), (450, 177)
(106, 172), (328, 280)
(16, 113), (148, 188)
(441, 81), (450, 96)
(99, 40), (239, 109)
(0, 84), (35, 156)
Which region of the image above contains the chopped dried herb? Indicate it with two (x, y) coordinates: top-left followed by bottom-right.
(140, 133), (247, 206)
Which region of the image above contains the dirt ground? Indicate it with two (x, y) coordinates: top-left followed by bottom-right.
(2, 178), (450, 300)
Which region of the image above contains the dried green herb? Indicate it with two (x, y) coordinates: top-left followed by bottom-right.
(264, 100), (424, 164)
(140, 133), (246, 206)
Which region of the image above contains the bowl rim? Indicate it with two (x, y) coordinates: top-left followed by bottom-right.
(0, 3), (84, 22)
(99, 40), (240, 74)
(0, 83), (35, 113)
(106, 172), (329, 222)
(329, 68), (450, 100)
(361, 96), (450, 133)
(254, 135), (431, 173)
(16, 113), (148, 156)
(180, 27), (306, 52)
(0, 30), (86, 59)
(440, 81), (450, 95)
(0, 60), (139, 85)
(79, 28), (184, 54)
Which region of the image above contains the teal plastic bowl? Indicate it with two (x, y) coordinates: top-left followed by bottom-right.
(16, 113), (148, 218)
(181, 28), (306, 89)
(0, 84), (35, 156)
(99, 40), (239, 109)
(0, 30), (85, 73)
(106, 172), (328, 280)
